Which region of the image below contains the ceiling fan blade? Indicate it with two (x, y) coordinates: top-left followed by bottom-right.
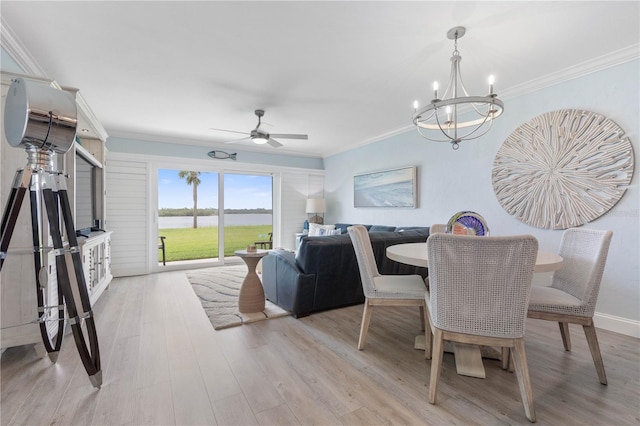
(267, 138), (283, 148)
(209, 127), (250, 136)
(269, 133), (308, 140)
(225, 137), (251, 144)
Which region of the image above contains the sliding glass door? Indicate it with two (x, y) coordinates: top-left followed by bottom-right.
(157, 169), (272, 266)
(223, 173), (273, 256)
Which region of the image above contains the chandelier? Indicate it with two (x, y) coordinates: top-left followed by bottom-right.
(412, 26), (504, 150)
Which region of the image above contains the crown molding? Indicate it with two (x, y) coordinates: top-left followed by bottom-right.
(61, 84), (110, 142)
(1, 70), (53, 86)
(500, 44), (640, 100)
(0, 17), (46, 76)
(329, 44), (640, 159)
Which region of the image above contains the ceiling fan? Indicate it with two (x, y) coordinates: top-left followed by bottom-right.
(210, 109), (308, 148)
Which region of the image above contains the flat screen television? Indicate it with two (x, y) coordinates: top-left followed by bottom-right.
(74, 151), (100, 237)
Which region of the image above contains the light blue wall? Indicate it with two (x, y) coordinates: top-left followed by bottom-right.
(107, 136), (324, 170)
(324, 60), (640, 323)
(1, 47), (25, 73)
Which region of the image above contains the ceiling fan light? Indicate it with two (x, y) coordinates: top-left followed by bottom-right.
(252, 136), (268, 144)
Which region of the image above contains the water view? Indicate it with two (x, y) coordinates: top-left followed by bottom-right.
(159, 213), (272, 229)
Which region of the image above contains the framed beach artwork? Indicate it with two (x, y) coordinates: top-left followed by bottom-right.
(354, 166), (417, 208)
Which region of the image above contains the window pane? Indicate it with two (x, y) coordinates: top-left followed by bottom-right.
(223, 173), (273, 256)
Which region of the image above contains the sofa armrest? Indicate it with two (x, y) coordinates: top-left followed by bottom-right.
(262, 250), (316, 317)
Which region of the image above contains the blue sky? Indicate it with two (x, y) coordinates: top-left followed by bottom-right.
(158, 169), (272, 209)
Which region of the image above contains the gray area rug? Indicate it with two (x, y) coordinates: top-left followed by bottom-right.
(186, 264), (289, 330)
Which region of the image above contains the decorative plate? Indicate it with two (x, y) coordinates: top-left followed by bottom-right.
(446, 211), (489, 236)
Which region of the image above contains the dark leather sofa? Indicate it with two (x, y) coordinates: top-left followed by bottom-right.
(261, 224), (430, 317)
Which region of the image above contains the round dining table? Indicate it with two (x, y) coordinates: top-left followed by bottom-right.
(386, 242), (563, 379)
(386, 242), (563, 273)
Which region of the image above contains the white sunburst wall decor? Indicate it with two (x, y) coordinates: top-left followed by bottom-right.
(492, 109), (634, 229)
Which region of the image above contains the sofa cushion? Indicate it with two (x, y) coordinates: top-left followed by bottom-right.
(395, 226), (430, 232)
(309, 223), (336, 236)
(334, 223), (352, 234)
(296, 233), (352, 272)
(335, 223), (374, 234)
(369, 225), (397, 232)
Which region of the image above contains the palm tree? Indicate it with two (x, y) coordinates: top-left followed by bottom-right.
(178, 171), (201, 228)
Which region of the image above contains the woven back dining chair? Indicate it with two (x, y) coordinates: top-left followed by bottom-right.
(347, 225), (428, 350)
(422, 222), (479, 357)
(528, 227), (613, 385)
(426, 233), (539, 422)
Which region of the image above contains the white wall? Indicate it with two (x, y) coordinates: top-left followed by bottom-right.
(280, 172), (324, 249)
(324, 60), (639, 336)
(106, 157), (149, 277)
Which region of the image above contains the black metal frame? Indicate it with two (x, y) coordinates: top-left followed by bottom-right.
(158, 235), (166, 265)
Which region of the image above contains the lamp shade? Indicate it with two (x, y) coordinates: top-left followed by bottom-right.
(305, 198), (326, 213)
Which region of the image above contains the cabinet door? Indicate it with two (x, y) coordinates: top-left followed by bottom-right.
(89, 245), (98, 292)
(85, 232), (113, 306)
(82, 244), (93, 293)
(96, 242), (105, 283)
(105, 235), (112, 280)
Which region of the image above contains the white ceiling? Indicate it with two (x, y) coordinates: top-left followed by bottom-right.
(1, 1), (638, 158)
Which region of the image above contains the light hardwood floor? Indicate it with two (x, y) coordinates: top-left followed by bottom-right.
(2, 269), (639, 425)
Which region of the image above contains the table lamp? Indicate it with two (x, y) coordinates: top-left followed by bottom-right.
(306, 198), (326, 224)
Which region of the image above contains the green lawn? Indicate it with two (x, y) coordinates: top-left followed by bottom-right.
(158, 225), (272, 262)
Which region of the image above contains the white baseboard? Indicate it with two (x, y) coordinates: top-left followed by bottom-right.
(594, 312), (640, 338)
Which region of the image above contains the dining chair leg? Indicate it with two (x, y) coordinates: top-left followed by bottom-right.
(428, 329), (444, 404)
(558, 322), (571, 351)
(511, 339), (536, 423)
(419, 305), (425, 331)
(583, 323), (608, 385)
(358, 300), (373, 350)
(423, 308), (432, 360)
(501, 347), (510, 370)
(424, 330), (432, 360)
